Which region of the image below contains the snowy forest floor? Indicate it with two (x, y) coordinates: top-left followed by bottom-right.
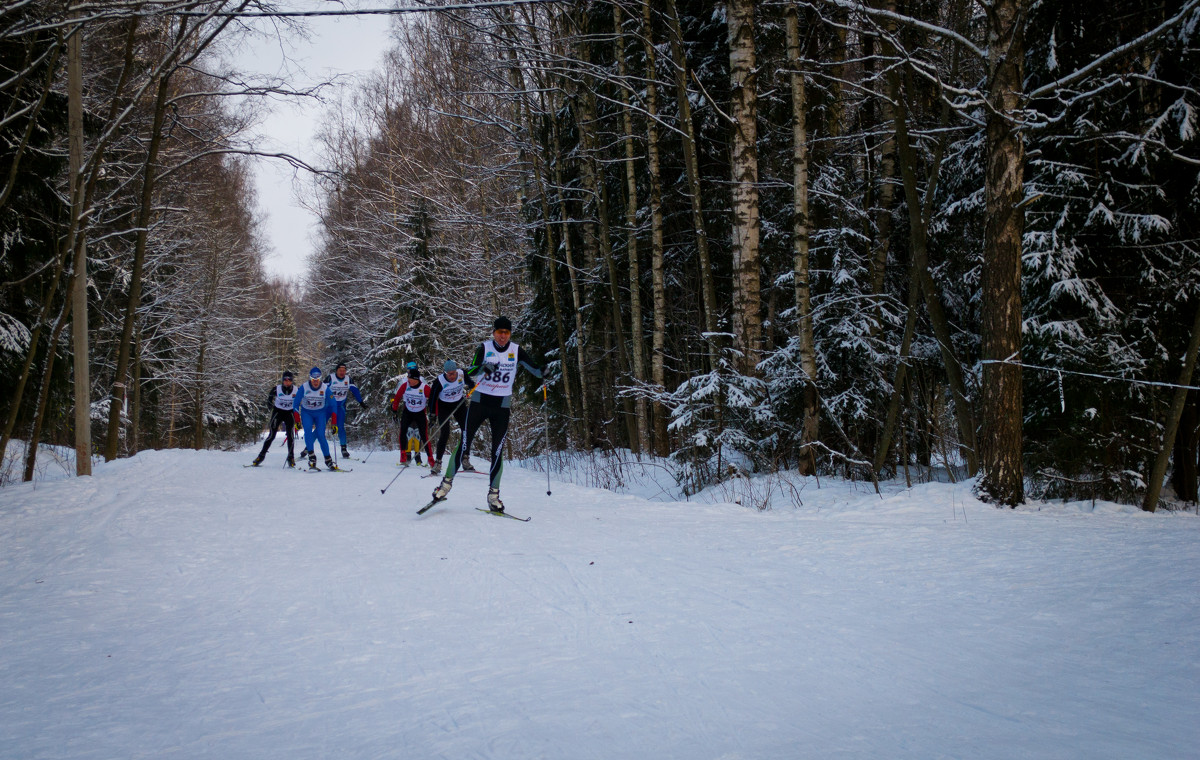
(1, 446), (1197, 759)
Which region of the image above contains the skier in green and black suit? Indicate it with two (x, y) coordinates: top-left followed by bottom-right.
(431, 316), (542, 512)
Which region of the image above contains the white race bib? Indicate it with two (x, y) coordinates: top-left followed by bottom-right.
(300, 382), (328, 410)
(273, 385), (295, 411)
(474, 340), (519, 397)
(403, 382), (429, 412)
(437, 373), (465, 403)
(329, 374), (351, 402)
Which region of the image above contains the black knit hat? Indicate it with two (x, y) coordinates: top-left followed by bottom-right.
(281, 370), (294, 382)
(493, 316), (512, 332)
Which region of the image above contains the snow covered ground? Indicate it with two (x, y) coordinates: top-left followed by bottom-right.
(1, 447), (1197, 759)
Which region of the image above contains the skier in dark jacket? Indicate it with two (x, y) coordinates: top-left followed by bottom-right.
(429, 359), (469, 475)
(252, 371), (302, 467)
(431, 316), (543, 512)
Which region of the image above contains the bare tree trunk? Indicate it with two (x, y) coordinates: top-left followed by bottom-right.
(619, 4), (648, 456)
(727, 0), (763, 376)
(979, 0), (1027, 506)
(786, 3), (819, 473)
(892, 82), (979, 476)
(193, 326), (206, 450)
(641, 0), (669, 454)
(68, 9), (91, 476)
(104, 43), (177, 461)
(578, 74), (638, 450)
(1171, 390), (1199, 503)
(167, 379), (177, 449)
(873, 281), (920, 475)
(615, 1), (650, 456)
(130, 332), (142, 455)
(551, 122), (594, 446)
(23, 298), (71, 481)
(0, 245), (70, 469)
(1143, 305), (1200, 511)
(663, 0), (720, 372)
(512, 75), (577, 441)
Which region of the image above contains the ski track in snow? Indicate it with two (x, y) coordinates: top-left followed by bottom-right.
(1, 448), (1198, 759)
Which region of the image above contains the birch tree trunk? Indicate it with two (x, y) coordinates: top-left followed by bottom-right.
(614, 2), (650, 456)
(786, 3), (819, 472)
(641, 0), (669, 454)
(727, 0), (763, 376)
(979, 0), (1027, 506)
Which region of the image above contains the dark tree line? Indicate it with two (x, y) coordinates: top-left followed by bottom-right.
(308, 0), (1200, 509)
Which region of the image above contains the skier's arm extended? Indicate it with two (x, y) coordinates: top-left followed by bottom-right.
(517, 345), (544, 379)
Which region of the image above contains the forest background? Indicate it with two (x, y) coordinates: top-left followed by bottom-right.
(1, 0), (1198, 511)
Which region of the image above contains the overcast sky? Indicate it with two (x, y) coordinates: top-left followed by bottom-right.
(227, 2), (395, 282)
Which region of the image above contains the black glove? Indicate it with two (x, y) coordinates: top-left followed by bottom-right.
(390, 408), (399, 422)
(482, 361), (499, 375)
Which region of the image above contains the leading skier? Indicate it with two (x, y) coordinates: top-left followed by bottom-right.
(431, 316), (543, 512)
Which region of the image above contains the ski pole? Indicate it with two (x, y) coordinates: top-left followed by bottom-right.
(421, 384), (478, 470)
(380, 464), (409, 494)
(543, 383), (552, 496)
(362, 430), (380, 464)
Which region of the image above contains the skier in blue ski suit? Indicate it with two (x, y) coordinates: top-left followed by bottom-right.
(324, 362), (366, 458)
(295, 366), (337, 469)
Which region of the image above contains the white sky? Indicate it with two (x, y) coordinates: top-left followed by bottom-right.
(228, 2), (395, 282)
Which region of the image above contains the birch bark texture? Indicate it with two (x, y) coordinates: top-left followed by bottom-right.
(726, 0), (762, 376)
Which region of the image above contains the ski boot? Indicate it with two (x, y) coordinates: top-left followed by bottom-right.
(308, 453), (318, 470)
(301, 449), (312, 460)
(415, 454), (423, 465)
(341, 446), (350, 459)
(251, 452), (265, 466)
(325, 456), (337, 471)
(432, 477), (454, 501)
(286, 455), (295, 468)
(486, 488), (504, 513)
(461, 459), (476, 472)
(430, 459), (442, 475)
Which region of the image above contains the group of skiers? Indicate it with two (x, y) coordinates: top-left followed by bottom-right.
(251, 317), (542, 514)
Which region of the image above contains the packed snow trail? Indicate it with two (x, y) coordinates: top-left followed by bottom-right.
(1, 449), (1197, 759)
